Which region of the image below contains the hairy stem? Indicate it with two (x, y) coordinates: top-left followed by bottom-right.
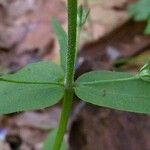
(65, 0), (78, 87)
(53, 0), (78, 150)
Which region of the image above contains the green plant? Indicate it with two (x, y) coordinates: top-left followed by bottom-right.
(0, 0), (150, 150)
(128, 0), (150, 34)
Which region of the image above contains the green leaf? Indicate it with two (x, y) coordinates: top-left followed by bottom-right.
(52, 18), (68, 71)
(77, 5), (90, 28)
(75, 71), (150, 114)
(144, 19), (150, 34)
(0, 83), (64, 114)
(128, 0), (150, 21)
(1, 61), (64, 84)
(0, 61), (65, 114)
(43, 129), (67, 150)
(128, 0), (150, 35)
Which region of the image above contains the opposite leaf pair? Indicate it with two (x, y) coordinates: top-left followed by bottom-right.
(0, 60), (150, 115)
(0, 4), (150, 115)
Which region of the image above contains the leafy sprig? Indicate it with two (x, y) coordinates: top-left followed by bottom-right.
(0, 0), (150, 150)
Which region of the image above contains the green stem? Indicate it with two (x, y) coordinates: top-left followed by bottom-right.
(65, 0), (78, 87)
(53, 89), (73, 150)
(53, 0), (78, 150)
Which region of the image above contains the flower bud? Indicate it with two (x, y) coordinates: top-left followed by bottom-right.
(139, 61), (150, 82)
(77, 5), (90, 28)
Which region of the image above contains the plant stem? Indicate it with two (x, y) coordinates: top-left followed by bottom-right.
(53, 88), (73, 150)
(65, 0), (78, 87)
(53, 0), (78, 150)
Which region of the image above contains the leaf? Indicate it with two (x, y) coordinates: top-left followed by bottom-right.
(75, 71), (150, 114)
(0, 83), (64, 114)
(1, 61), (64, 84)
(52, 18), (68, 71)
(128, 0), (150, 35)
(77, 5), (90, 28)
(128, 0), (150, 21)
(0, 61), (65, 114)
(144, 18), (150, 34)
(43, 129), (67, 150)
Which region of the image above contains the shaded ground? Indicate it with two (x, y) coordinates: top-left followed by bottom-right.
(69, 105), (150, 150)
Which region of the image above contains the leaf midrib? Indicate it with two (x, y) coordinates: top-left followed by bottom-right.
(0, 78), (64, 86)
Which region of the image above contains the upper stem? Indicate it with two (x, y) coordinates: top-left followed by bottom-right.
(65, 0), (78, 88)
